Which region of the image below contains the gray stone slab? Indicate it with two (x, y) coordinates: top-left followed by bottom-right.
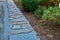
(9, 14), (23, 19)
(10, 28), (33, 35)
(12, 21), (27, 25)
(12, 24), (22, 29)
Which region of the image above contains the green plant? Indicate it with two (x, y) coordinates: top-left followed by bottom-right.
(42, 6), (60, 25)
(22, 0), (40, 11)
(34, 5), (47, 18)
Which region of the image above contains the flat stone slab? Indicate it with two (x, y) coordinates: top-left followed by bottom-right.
(9, 14), (23, 19)
(10, 28), (33, 35)
(12, 21), (27, 24)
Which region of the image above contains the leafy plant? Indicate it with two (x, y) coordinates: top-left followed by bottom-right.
(22, 0), (40, 11)
(42, 6), (60, 25)
(34, 5), (47, 18)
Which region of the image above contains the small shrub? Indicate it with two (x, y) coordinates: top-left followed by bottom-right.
(42, 6), (60, 25)
(22, 0), (40, 11)
(34, 5), (47, 18)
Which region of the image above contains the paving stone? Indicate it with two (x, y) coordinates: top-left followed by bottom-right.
(9, 17), (27, 21)
(12, 21), (27, 25)
(21, 23), (28, 29)
(10, 28), (33, 35)
(9, 13), (22, 16)
(12, 24), (22, 29)
(9, 14), (23, 19)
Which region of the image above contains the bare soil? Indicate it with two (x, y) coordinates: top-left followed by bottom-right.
(22, 11), (60, 40)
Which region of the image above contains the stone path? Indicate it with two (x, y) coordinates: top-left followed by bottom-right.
(0, 3), (4, 40)
(0, 0), (40, 40)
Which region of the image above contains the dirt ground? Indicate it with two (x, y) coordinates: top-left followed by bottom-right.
(22, 11), (60, 40)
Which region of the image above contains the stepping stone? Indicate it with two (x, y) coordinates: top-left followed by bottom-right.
(21, 23), (28, 29)
(9, 17), (27, 22)
(12, 24), (22, 30)
(10, 28), (33, 35)
(9, 14), (23, 19)
(11, 21), (27, 25)
(9, 13), (22, 15)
